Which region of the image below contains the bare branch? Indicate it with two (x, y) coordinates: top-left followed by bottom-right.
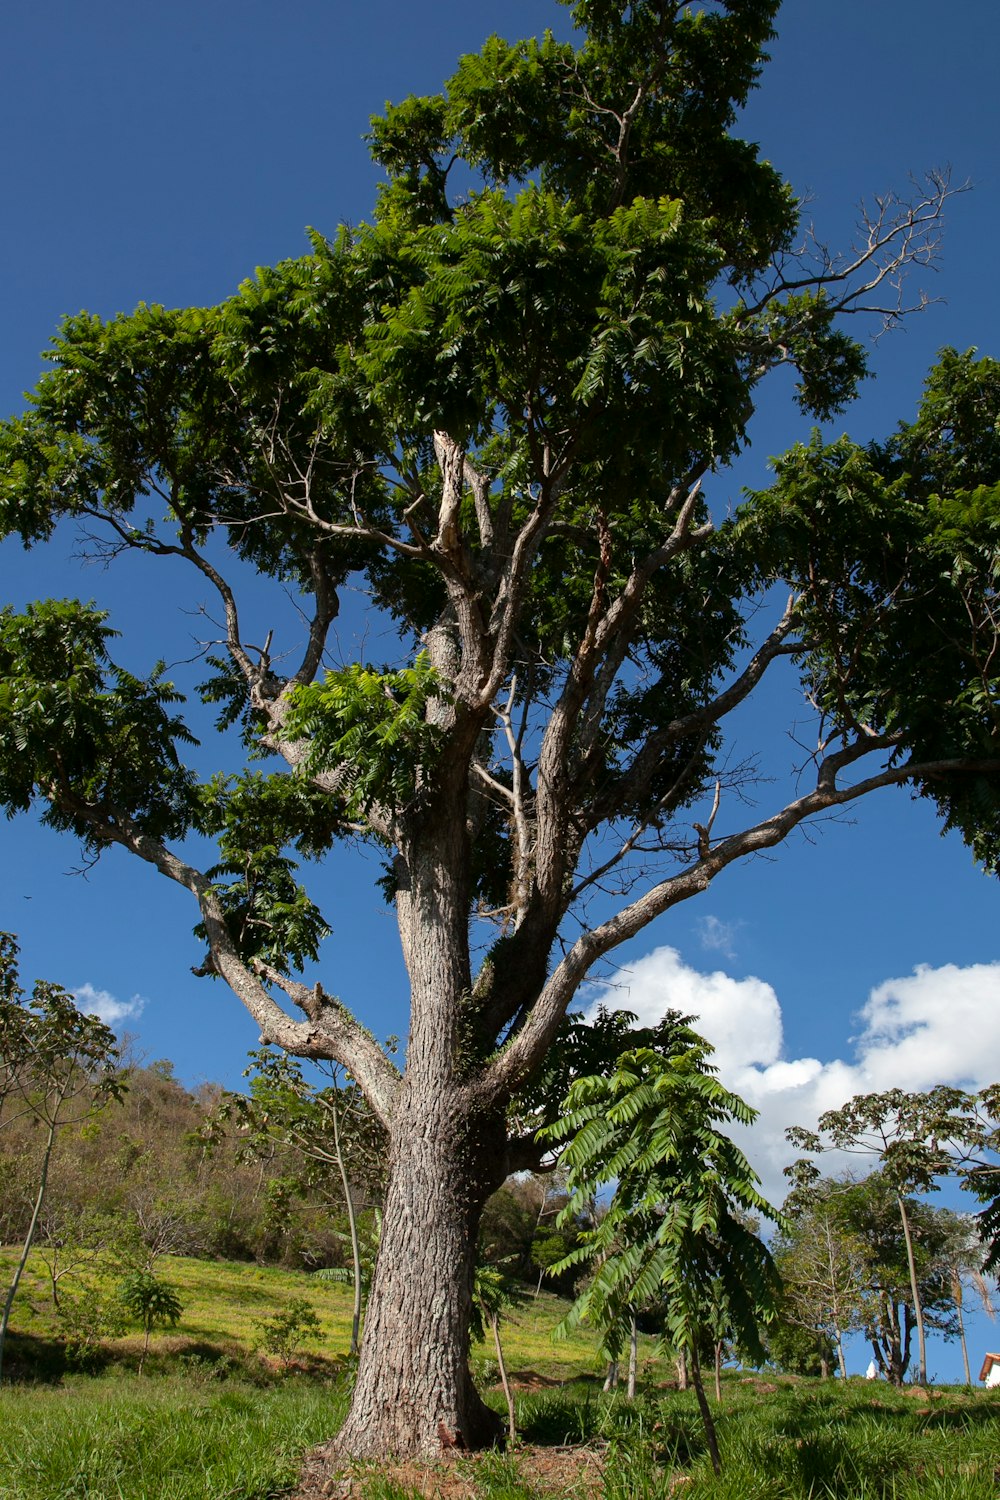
(483, 738), (1000, 1103)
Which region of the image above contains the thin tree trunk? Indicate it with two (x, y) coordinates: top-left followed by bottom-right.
(690, 1346), (722, 1477)
(897, 1193), (927, 1383)
(676, 1351), (688, 1390)
(138, 1321), (151, 1376)
(835, 1330), (848, 1381)
(603, 1359), (619, 1392)
(627, 1316), (638, 1400)
(0, 1113), (58, 1383)
(953, 1280), (972, 1386)
(491, 1313), (516, 1443)
(957, 1301), (971, 1386)
(330, 1096), (363, 1358)
(714, 1340), (723, 1403)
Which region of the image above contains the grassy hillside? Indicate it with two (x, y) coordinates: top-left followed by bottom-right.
(2, 1249), (999, 1499)
(0, 1246), (613, 1381)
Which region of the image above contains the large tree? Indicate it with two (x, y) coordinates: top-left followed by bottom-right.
(0, 0), (998, 1460)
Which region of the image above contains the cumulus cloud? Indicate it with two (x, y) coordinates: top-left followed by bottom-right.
(585, 947), (1000, 1206)
(73, 983), (147, 1029)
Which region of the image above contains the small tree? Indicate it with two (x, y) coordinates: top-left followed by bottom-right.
(213, 1048), (385, 1356)
(776, 1180), (873, 1379)
(933, 1208), (995, 1387)
(787, 1087), (975, 1384)
(471, 1263), (523, 1443)
(0, 934), (124, 1381)
(118, 1272), (183, 1375)
(542, 1019), (781, 1475)
(251, 1296), (322, 1371)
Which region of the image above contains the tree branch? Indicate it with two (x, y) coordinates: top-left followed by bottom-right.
(483, 741), (1000, 1103)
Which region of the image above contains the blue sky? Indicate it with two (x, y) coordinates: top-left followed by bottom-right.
(3, 2), (1000, 1377)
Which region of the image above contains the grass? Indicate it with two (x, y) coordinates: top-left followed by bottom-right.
(0, 1246), (617, 1382)
(0, 1372), (343, 1500)
(1, 1250), (999, 1499)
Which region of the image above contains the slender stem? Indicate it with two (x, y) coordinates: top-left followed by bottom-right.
(0, 1111), (59, 1383)
(627, 1316), (638, 1400)
(897, 1193), (927, 1383)
(690, 1345), (722, 1476)
(330, 1096), (363, 1358)
(491, 1313), (516, 1444)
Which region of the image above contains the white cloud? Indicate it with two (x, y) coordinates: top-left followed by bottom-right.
(697, 914), (741, 959)
(73, 983), (147, 1029)
(585, 946), (1000, 1206)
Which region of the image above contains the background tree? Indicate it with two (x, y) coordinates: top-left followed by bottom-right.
(934, 1208), (996, 1386)
(949, 1084), (1000, 1273)
(775, 1177), (874, 1378)
(790, 1171), (957, 1385)
(211, 1049), (386, 1355)
(787, 1087), (975, 1384)
(1, 0), (999, 1461)
(0, 934), (123, 1382)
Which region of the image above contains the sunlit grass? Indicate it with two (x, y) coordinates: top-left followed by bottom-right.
(0, 1246), (615, 1380)
(0, 1372), (344, 1500)
(3, 1249), (999, 1499)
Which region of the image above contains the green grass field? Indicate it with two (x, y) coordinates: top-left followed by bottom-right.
(1, 1249), (999, 1499)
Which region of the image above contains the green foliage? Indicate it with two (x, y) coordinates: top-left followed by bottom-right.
(747, 350), (1000, 872)
(57, 1282), (129, 1369)
(0, 602), (196, 848)
(0, 933), (123, 1101)
(119, 1273), (184, 1335)
(251, 1296), (322, 1369)
(280, 653), (446, 815)
(541, 1018), (781, 1365)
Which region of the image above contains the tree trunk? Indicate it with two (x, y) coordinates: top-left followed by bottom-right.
(0, 1112), (58, 1383)
(714, 1340), (723, 1403)
(492, 1313), (516, 1443)
(603, 1359), (619, 1392)
(329, 1098), (363, 1359)
(333, 1084), (504, 1459)
(834, 1331), (847, 1381)
(676, 1351), (689, 1390)
(690, 1346), (722, 1476)
(897, 1193), (927, 1384)
(627, 1316), (638, 1400)
(956, 1295), (971, 1387)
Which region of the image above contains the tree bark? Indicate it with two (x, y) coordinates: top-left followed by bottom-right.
(333, 1081), (504, 1459)
(627, 1316), (638, 1400)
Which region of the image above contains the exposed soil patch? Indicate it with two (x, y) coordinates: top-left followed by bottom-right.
(289, 1439), (609, 1499)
